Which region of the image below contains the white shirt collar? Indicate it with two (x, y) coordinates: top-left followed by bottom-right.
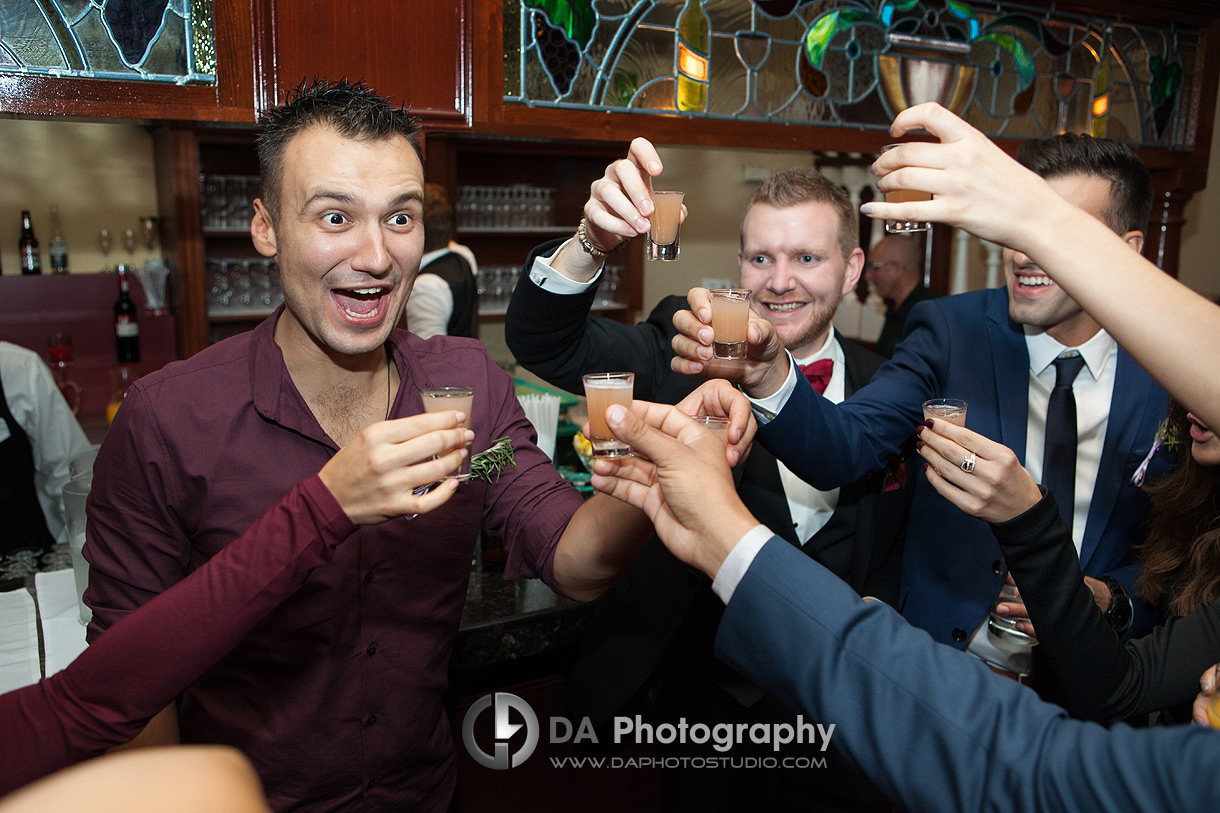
(1025, 327), (1115, 381)
(419, 247), (450, 268)
(791, 327), (838, 367)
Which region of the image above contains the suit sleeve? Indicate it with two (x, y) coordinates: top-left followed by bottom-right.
(715, 538), (1218, 813)
(505, 240), (690, 401)
(994, 490), (1220, 722)
(757, 300), (949, 490)
(0, 476), (356, 796)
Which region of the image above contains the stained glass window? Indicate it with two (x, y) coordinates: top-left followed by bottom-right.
(508, 0), (1200, 147)
(0, 0), (215, 84)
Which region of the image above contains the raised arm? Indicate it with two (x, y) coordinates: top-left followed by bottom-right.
(866, 102), (1220, 431)
(588, 399), (1220, 812)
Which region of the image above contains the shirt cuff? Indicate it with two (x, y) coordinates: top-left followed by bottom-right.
(747, 352), (798, 426)
(712, 524), (774, 604)
(528, 238), (604, 293)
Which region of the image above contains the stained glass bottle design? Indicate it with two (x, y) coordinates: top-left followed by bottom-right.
(676, 0), (711, 112)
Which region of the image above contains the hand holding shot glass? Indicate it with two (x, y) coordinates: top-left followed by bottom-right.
(923, 398), (967, 426)
(647, 191), (685, 261)
(421, 386), (474, 478)
(879, 144), (931, 234)
(709, 288), (752, 360)
(582, 372), (635, 457)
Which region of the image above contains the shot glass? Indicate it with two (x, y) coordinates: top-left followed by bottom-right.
(647, 191), (685, 261)
(421, 386), (474, 478)
(922, 398), (967, 427)
(1209, 664), (1220, 728)
(709, 288), (751, 360)
(692, 415), (730, 444)
(879, 144), (931, 234)
(582, 372), (635, 457)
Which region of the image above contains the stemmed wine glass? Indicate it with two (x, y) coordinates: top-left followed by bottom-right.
(734, 30), (772, 118)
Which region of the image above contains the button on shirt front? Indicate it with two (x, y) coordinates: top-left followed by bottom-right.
(84, 314), (583, 812)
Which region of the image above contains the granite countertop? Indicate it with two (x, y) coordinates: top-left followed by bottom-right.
(453, 556), (592, 673)
(3, 544), (594, 676)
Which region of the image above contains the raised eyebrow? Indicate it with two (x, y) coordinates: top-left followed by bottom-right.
(298, 191), (357, 216)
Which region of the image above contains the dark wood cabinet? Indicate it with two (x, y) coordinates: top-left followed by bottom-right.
(0, 1), (261, 122)
(258, 0), (471, 127)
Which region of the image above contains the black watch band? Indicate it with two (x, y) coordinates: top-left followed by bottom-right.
(1099, 576), (1133, 637)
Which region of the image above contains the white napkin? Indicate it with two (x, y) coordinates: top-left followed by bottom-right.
(518, 393), (560, 460)
(35, 570), (89, 677)
(0, 587), (39, 692)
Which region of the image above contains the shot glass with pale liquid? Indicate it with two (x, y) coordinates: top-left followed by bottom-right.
(922, 398), (967, 427)
(647, 191), (685, 261)
(692, 415), (730, 444)
(421, 386), (474, 478)
(1208, 664), (1220, 728)
(709, 288), (751, 360)
(582, 372), (635, 457)
(879, 144), (931, 234)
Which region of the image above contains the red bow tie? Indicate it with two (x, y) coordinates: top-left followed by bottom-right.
(799, 359), (834, 395)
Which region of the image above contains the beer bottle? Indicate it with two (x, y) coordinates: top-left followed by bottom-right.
(19, 210), (41, 275)
(48, 204), (69, 274)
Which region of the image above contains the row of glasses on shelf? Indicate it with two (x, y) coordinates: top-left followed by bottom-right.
(474, 264), (625, 312)
(207, 257), (284, 315)
(457, 185), (555, 230)
(200, 174), (261, 231)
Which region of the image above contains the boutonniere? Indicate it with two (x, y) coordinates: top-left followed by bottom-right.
(868, 454), (908, 493)
(1132, 418), (1180, 486)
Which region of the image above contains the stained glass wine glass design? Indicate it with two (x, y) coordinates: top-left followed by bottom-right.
(507, 0), (1199, 148)
(0, 0), (215, 84)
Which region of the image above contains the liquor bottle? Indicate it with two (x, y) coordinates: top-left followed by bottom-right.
(19, 210), (41, 275)
(675, 0), (711, 113)
(114, 265), (140, 363)
(48, 204), (69, 274)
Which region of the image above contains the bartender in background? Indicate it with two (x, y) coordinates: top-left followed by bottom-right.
(865, 233), (935, 358)
(0, 341), (91, 558)
(404, 183), (479, 339)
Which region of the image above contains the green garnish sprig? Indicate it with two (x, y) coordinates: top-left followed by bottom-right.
(469, 437), (515, 483)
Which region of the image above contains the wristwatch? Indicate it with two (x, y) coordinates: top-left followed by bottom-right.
(1098, 576), (1133, 637)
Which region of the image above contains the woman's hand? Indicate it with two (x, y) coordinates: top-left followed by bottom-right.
(1192, 663), (1220, 726)
(916, 417), (1042, 524)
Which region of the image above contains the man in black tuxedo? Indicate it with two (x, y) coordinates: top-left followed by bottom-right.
(505, 142), (910, 812)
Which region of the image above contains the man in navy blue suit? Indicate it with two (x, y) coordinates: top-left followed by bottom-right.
(586, 398), (1217, 813)
(672, 134), (1173, 681)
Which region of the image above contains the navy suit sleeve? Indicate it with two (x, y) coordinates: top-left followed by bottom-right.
(504, 240), (692, 402)
(757, 299), (950, 490)
(715, 538), (1220, 812)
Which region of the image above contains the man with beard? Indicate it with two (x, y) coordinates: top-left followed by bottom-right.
(505, 145), (909, 812)
(671, 133), (1172, 686)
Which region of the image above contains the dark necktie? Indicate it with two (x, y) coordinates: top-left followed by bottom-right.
(799, 359), (834, 395)
(1042, 354), (1086, 532)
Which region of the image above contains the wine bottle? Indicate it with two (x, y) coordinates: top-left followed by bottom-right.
(19, 210), (41, 275)
(675, 0), (711, 113)
(115, 265), (140, 363)
(1090, 27), (1112, 138)
(48, 204), (69, 274)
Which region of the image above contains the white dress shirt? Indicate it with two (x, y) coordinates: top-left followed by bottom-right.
(0, 341), (93, 545)
(531, 244), (841, 543)
(968, 327), (1116, 673)
(406, 247), (462, 339)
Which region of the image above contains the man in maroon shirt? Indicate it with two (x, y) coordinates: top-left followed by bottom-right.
(82, 80), (659, 811)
